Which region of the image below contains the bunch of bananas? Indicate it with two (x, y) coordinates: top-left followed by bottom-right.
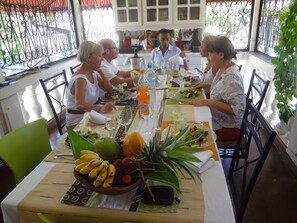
(74, 150), (116, 188)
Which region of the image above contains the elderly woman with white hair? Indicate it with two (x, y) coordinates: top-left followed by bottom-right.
(66, 40), (116, 127)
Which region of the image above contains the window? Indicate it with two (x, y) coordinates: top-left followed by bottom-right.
(256, 0), (292, 57)
(0, 0), (77, 77)
(205, 0), (253, 50)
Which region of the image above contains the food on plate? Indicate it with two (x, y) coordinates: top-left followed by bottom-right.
(161, 123), (212, 148)
(65, 130), (100, 146)
(105, 90), (120, 100)
(179, 88), (200, 98)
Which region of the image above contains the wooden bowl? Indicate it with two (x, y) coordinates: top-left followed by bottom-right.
(73, 170), (142, 195)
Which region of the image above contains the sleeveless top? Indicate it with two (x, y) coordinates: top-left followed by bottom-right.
(66, 71), (101, 126)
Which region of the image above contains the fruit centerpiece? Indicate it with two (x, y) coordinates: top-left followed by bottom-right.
(67, 126), (202, 194)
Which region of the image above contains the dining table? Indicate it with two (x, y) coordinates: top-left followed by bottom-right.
(1, 82), (235, 223)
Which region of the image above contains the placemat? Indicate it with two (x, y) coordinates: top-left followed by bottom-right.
(163, 104), (195, 122)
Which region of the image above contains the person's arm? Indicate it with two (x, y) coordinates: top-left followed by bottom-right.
(96, 68), (113, 92)
(179, 51), (189, 70)
(110, 76), (138, 88)
(193, 82), (211, 90)
(189, 99), (235, 116)
(117, 70), (131, 78)
(73, 78), (116, 113)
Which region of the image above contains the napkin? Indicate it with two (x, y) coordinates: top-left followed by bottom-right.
(192, 150), (215, 173)
(89, 110), (111, 124)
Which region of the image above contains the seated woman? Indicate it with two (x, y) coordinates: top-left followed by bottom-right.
(66, 40), (116, 127)
(193, 35), (217, 98)
(189, 36), (246, 141)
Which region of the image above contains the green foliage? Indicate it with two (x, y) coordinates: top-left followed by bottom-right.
(272, 0), (297, 124)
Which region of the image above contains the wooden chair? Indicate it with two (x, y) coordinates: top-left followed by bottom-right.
(70, 64), (81, 74)
(228, 99), (276, 223)
(39, 70), (68, 135)
(0, 119), (52, 185)
(218, 69), (270, 158)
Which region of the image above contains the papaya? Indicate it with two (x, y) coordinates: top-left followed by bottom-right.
(123, 132), (145, 157)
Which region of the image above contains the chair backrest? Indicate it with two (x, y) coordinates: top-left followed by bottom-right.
(246, 69), (270, 111)
(228, 99), (276, 223)
(0, 119), (52, 185)
(70, 64), (81, 75)
(39, 70), (68, 135)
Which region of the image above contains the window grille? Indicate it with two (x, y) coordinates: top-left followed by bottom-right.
(205, 0), (253, 50)
(0, 0), (77, 76)
(256, 0), (292, 57)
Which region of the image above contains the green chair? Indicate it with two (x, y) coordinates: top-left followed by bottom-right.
(0, 119), (52, 185)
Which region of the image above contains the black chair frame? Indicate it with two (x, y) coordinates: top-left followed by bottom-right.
(39, 70), (68, 135)
(70, 64), (81, 75)
(228, 99), (276, 223)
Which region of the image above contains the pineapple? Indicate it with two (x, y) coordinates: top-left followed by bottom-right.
(132, 126), (202, 193)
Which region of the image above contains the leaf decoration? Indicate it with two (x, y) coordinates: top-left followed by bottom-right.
(66, 127), (95, 159)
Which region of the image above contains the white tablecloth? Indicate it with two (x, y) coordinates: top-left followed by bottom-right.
(1, 90), (235, 223)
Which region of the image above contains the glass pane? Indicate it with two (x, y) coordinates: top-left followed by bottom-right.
(128, 0), (138, 7)
(190, 0), (200, 4)
(159, 8), (168, 21)
(117, 0), (126, 7)
(147, 0), (156, 6)
(147, 9), (157, 22)
(159, 0), (168, 6)
(177, 0), (187, 5)
(177, 7), (187, 20)
(118, 10), (127, 22)
(190, 7), (200, 20)
(128, 9), (138, 22)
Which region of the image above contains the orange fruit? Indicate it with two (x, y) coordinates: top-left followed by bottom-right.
(123, 132), (145, 157)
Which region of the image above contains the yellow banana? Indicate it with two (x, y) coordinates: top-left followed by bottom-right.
(80, 150), (99, 157)
(79, 158), (102, 175)
(88, 160), (106, 180)
(74, 161), (88, 172)
(107, 164), (116, 177)
(80, 153), (99, 161)
(74, 159), (85, 166)
(103, 176), (115, 188)
(93, 169), (108, 188)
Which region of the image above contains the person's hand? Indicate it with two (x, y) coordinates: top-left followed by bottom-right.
(179, 51), (186, 58)
(193, 83), (205, 90)
(94, 102), (116, 113)
(189, 99), (209, 107)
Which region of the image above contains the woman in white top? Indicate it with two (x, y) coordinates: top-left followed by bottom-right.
(66, 40), (116, 127)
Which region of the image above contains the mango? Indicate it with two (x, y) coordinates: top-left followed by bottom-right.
(93, 138), (122, 163)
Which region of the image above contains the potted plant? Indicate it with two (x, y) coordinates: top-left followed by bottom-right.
(272, 0), (297, 124)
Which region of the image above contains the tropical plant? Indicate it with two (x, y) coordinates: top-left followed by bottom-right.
(272, 0), (297, 124)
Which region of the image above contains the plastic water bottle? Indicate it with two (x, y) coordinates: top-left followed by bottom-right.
(145, 62), (156, 115)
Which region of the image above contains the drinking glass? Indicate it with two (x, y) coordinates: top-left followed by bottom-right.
(139, 103), (151, 120)
(117, 106), (133, 135)
(105, 116), (119, 139)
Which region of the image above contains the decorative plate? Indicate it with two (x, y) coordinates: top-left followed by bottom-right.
(73, 170), (143, 195)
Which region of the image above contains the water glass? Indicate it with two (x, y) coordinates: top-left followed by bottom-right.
(139, 103), (151, 120)
(117, 106), (133, 135)
(105, 116), (119, 139)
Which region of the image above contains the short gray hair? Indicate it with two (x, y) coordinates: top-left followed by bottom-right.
(77, 40), (103, 64)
